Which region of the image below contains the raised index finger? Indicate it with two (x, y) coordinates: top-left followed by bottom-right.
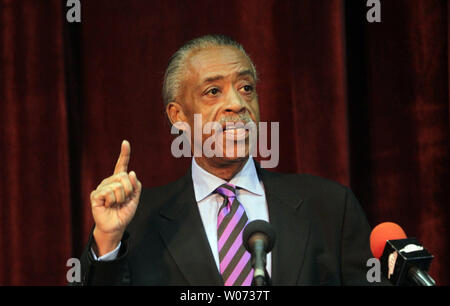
(114, 140), (131, 175)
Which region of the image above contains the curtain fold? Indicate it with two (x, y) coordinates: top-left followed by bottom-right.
(361, 0), (449, 283)
(0, 0), (448, 285)
(0, 0), (72, 285)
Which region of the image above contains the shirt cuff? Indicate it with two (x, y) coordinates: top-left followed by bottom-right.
(90, 242), (122, 261)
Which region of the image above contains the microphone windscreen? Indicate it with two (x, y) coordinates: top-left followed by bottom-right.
(370, 222), (407, 259)
(243, 220), (276, 253)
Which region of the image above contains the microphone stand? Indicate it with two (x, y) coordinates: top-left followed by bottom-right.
(252, 269), (272, 286)
(408, 267), (436, 286)
(250, 240), (272, 286)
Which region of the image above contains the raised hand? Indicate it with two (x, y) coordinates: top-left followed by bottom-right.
(90, 140), (142, 256)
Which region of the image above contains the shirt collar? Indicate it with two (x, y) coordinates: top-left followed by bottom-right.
(191, 157), (264, 202)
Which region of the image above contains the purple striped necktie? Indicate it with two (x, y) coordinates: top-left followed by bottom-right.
(216, 183), (253, 286)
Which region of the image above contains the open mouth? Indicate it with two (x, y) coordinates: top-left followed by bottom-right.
(222, 121), (245, 129)
(223, 124), (248, 141)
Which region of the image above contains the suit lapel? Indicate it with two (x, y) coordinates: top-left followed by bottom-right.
(257, 166), (311, 285)
(158, 171), (224, 286)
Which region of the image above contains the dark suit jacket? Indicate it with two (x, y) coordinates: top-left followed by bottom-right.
(78, 164), (384, 285)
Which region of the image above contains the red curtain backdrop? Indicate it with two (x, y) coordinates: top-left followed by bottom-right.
(1, 0), (448, 285)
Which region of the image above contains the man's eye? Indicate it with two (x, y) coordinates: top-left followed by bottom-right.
(241, 85), (254, 93)
(207, 88), (220, 96)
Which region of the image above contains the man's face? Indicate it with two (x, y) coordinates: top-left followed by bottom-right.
(172, 46), (260, 163)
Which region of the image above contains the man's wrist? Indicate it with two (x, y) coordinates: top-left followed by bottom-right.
(92, 227), (124, 257)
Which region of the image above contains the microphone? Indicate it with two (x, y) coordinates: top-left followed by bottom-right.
(243, 220), (276, 286)
(370, 222), (436, 286)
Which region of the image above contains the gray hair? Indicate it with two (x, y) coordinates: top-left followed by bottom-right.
(162, 34), (257, 107)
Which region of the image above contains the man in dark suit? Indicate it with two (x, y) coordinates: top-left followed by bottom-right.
(79, 35), (380, 285)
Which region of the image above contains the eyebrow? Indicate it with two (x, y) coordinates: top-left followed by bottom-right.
(201, 69), (256, 84)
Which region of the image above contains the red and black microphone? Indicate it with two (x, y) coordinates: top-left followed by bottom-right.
(370, 222), (436, 286)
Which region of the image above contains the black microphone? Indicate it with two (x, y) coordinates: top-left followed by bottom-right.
(243, 220), (276, 286)
(370, 222), (436, 286)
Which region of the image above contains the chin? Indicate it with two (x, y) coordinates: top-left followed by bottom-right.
(218, 145), (250, 163)
(221, 155), (249, 162)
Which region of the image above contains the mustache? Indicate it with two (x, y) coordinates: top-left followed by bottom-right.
(218, 113), (254, 126)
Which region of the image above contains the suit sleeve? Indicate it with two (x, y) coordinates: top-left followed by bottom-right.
(340, 187), (390, 285)
(75, 229), (131, 286)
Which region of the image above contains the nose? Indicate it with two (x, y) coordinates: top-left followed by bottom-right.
(223, 87), (247, 114)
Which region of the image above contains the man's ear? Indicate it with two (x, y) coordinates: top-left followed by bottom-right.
(166, 102), (188, 131)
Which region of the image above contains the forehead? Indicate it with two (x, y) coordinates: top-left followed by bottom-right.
(184, 46), (254, 82)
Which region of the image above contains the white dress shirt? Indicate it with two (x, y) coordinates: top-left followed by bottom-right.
(92, 157), (272, 277)
(191, 157), (271, 275)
